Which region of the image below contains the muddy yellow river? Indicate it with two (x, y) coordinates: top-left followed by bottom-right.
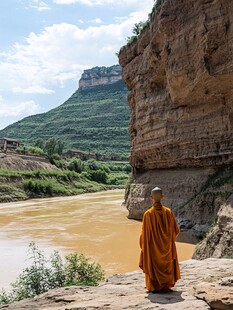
(0, 189), (195, 290)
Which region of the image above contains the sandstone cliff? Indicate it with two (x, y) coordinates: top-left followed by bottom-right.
(1, 258), (232, 310)
(193, 194), (233, 259)
(79, 65), (122, 90)
(119, 0), (233, 246)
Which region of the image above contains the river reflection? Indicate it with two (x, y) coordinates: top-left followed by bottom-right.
(0, 189), (196, 289)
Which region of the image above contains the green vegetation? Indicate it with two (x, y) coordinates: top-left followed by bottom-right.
(0, 80), (130, 158)
(119, 0), (165, 52)
(0, 184), (28, 202)
(0, 242), (104, 305)
(0, 158), (131, 202)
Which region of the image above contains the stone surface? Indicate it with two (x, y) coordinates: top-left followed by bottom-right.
(79, 65), (122, 90)
(125, 167), (215, 220)
(193, 194), (233, 259)
(1, 258), (233, 310)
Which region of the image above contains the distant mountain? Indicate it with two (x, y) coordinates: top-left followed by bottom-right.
(0, 65), (130, 158)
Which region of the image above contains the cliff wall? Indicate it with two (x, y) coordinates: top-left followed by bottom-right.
(79, 65), (122, 90)
(119, 0), (233, 239)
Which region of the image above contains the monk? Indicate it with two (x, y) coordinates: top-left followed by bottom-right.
(139, 187), (181, 293)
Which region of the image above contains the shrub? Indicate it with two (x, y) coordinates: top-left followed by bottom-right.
(28, 147), (45, 155)
(88, 169), (108, 183)
(68, 158), (83, 173)
(23, 179), (67, 196)
(0, 242), (105, 305)
(65, 253), (104, 286)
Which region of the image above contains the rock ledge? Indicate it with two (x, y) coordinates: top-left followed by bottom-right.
(1, 258), (232, 310)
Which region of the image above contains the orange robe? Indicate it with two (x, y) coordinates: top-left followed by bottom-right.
(139, 203), (181, 292)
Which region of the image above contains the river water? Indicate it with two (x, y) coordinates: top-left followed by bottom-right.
(0, 189), (196, 290)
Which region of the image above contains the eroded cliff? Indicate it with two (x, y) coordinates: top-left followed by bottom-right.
(119, 0), (233, 243)
(79, 65), (122, 90)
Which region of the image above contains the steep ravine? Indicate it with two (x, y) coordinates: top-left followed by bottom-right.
(119, 0), (233, 257)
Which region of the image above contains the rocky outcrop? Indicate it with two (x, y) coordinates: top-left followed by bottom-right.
(79, 65), (122, 90)
(193, 194), (233, 258)
(119, 0), (233, 235)
(1, 258), (232, 310)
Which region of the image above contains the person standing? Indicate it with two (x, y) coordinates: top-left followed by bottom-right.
(139, 187), (181, 292)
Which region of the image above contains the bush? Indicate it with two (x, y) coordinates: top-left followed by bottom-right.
(68, 158), (83, 173)
(88, 169), (108, 183)
(65, 253), (104, 286)
(23, 179), (67, 196)
(28, 147), (45, 155)
(0, 242), (105, 305)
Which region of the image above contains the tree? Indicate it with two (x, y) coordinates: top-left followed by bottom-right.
(44, 138), (64, 157)
(35, 138), (45, 150)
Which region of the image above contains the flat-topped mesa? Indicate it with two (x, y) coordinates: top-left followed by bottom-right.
(118, 0), (233, 242)
(79, 65), (122, 90)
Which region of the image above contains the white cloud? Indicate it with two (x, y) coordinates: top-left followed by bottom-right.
(88, 17), (103, 24)
(53, 0), (112, 5)
(0, 2), (153, 96)
(26, 0), (51, 11)
(0, 96), (40, 117)
(13, 86), (55, 94)
(53, 0), (152, 7)
(114, 16), (128, 23)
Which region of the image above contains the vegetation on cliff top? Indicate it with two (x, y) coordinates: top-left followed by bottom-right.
(0, 242), (105, 305)
(118, 0), (165, 52)
(0, 80), (129, 158)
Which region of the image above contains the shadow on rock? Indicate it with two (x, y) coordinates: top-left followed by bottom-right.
(147, 290), (184, 304)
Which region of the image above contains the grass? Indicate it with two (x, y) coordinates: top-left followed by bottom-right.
(0, 163), (130, 202)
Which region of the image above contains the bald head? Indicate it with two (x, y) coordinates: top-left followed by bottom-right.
(151, 187), (162, 195)
(150, 187), (163, 203)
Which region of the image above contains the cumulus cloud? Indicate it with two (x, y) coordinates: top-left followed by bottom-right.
(53, 0), (152, 7)
(53, 0), (117, 5)
(88, 17), (103, 24)
(0, 2), (153, 95)
(0, 96), (40, 117)
(26, 0), (51, 11)
(13, 86), (55, 94)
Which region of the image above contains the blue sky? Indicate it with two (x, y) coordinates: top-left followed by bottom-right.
(0, 0), (154, 130)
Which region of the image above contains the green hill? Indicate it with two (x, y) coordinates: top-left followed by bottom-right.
(0, 80), (130, 158)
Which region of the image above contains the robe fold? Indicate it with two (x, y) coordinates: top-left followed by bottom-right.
(139, 203), (181, 292)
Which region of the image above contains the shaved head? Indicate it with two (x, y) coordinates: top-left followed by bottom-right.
(151, 187), (162, 195)
(150, 187), (163, 203)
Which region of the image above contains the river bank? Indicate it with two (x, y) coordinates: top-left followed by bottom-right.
(0, 154), (130, 203)
(1, 258), (232, 310)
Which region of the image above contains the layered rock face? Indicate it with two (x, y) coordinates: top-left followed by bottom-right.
(79, 65), (122, 90)
(193, 194), (233, 258)
(119, 0), (233, 231)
